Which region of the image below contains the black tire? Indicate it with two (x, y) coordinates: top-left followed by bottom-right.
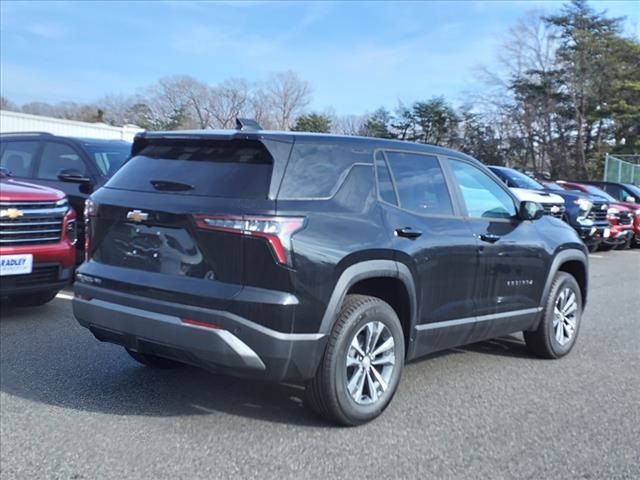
(125, 348), (185, 369)
(615, 235), (632, 250)
(8, 290), (58, 307)
(599, 243), (614, 252)
(305, 294), (405, 426)
(524, 272), (582, 359)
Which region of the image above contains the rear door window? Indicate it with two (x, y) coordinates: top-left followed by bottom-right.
(0, 141), (39, 177)
(382, 151), (453, 216)
(105, 139), (274, 198)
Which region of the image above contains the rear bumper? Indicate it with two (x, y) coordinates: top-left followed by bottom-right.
(72, 284), (327, 383)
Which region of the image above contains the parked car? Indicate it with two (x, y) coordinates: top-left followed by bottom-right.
(72, 122), (589, 426)
(580, 180), (640, 205)
(488, 166), (609, 252)
(0, 169), (76, 306)
(0, 132), (131, 259)
(556, 181), (638, 249)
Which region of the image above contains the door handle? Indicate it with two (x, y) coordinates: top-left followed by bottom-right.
(478, 233), (500, 243)
(395, 227), (422, 239)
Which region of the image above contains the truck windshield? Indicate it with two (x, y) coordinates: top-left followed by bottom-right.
(502, 169), (544, 190)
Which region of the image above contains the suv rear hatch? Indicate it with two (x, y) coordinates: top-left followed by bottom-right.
(84, 134), (297, 312)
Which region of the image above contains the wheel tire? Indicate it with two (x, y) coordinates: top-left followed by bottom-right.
(125, 348), (185, 369)
(599, 243), (614, 252)
(9, 290), (58, 307)
(305, 294), (405, 426)
(524, 272), (582, 359)
(615, 235), (632, 250)
(587, 243), (599, 253)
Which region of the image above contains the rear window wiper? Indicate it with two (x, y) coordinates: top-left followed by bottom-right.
(150, 180), (194, 191)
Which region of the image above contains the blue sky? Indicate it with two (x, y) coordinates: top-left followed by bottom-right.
(1, 0), (638, 115)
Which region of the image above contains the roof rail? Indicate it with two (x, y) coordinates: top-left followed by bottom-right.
(235, 118), (262, 131)
(0, 131), (55, 137)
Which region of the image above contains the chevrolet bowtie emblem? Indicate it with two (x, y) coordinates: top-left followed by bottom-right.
(0, 208), (24, 219)
(126, 210), (149, 222)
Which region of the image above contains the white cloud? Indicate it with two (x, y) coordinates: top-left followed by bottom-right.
(26, 22), (67, 39)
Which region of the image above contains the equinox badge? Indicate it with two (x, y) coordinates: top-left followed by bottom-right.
(126, 210), (149, 222)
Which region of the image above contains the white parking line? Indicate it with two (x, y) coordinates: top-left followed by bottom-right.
(55, 292), (74, 300)
(589, 255), (604, 259)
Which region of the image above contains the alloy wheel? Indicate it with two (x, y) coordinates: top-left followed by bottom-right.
(553, 287), (578, 346)
(345, 321), (396, 405)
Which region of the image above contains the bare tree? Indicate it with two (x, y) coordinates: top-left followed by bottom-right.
(96, 94), (136, 125)
(0, 96), (16, 111)
(327, 109), (367, 136)
(208, 79), (250, 128)
(249, 86), (276, 129)
(263, 71), (311, 130)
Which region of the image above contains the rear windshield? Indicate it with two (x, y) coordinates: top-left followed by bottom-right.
(105, 139), (273, 198)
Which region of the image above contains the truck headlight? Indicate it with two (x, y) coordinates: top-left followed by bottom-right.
(573, 199), (592, 211)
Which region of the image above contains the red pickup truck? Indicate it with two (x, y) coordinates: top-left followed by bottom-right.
(557, 180), (639, 249)
(0, 170), (76, 306)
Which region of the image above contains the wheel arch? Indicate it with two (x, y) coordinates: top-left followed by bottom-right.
(543, 249), (589, 309)
(318, 260), (417, 356)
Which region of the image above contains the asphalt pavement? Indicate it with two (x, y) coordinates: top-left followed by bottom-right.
(1, 250), (639, 480)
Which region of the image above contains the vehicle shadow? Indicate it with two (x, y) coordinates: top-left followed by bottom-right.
(455, 334), (532, 359)
(0, 305), (328, 428)
(0, 302), (531, 426)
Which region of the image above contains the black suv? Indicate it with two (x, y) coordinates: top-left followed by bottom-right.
(0, 132), (131, 258)
(72, 122), (589, 425)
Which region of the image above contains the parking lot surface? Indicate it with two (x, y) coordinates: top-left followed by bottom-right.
(1, 250), (639, 480)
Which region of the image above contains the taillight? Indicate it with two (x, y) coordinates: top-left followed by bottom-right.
(84, 199), (98, 262)
(194, 215), (305, 267)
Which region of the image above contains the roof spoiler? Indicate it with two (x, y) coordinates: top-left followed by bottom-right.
(235, 118), (262, 131)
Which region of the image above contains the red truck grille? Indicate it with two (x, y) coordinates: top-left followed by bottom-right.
(0, 201), (67, 246)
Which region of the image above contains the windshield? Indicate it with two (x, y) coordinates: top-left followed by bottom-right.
(500, 168), (544, 190)
(581, 184), (616, 201)
(83, 141), (131, 177)
(544, 181), (565, 191)
(623, 183), (640, 198)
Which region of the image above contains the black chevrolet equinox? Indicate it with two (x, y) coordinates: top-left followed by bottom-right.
(73, 119), (589, 425)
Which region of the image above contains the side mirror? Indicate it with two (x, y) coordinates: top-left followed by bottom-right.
(519, 200), (544, 220)
(625, 195), (636, 203)
(57, 169), (91, 184)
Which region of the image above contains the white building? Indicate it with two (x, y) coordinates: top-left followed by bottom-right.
(0, 110), (143, 142)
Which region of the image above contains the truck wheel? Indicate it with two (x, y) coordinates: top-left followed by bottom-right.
(125, 348), (185, 369)
(9, 290), (58, 307)
(305, 294), (405, 426)
(524, 272), (582, 359)
(615, 235), (632, 250)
